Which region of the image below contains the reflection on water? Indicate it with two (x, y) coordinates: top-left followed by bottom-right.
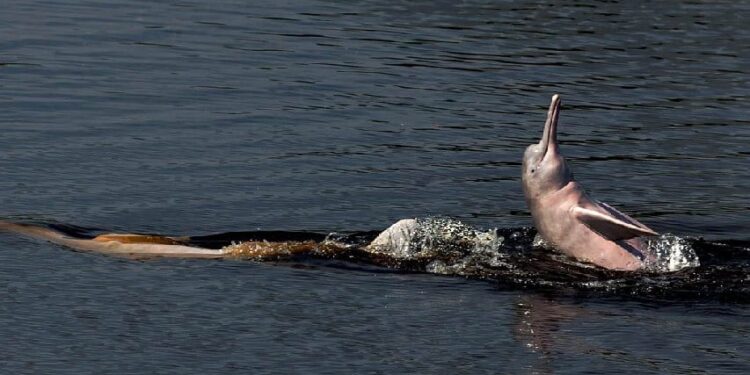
(514, 295), (578, 375)
(513, 294), (750, 374)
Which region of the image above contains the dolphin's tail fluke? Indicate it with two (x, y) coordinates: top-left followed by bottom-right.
(0, 220), (226, 259)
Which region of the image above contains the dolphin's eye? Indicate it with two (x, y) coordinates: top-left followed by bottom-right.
(531, 168), (536, 173)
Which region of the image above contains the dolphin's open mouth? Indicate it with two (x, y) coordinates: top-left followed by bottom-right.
(539, 94), (561, 161)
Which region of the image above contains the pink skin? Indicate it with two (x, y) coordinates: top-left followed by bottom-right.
(522, 95), (658, 271)
(0, 221), (225, 259)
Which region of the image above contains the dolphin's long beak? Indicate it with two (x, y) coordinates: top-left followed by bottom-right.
(540, 94), (561, 158)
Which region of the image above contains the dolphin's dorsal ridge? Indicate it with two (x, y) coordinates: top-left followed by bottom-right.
(572, 206), (658, 241)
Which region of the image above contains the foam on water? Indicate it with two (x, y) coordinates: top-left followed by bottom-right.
(367, 217), (503, 262)
(643, 234), (700, 273)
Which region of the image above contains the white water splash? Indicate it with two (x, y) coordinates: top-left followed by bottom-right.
(643, 233), (700, 272)
(366, 217), (504, 266)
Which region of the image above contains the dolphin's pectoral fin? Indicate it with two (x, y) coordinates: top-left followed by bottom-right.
(596, 201), (657, 233)
(572, 206), (658, 241)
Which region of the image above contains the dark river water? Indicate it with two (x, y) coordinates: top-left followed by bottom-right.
(1, 0), (749, 373)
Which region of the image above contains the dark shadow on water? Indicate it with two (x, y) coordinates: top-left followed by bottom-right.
(40, 222), (750, 304)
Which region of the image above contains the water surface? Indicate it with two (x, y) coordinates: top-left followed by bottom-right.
(1, 0), (749, 373)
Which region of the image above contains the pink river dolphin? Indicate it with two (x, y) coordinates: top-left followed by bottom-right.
(0, 94), (660, 271)
(522, 94), (658, 270)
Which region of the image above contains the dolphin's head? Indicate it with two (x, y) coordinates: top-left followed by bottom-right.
(522, 94), (573, 203)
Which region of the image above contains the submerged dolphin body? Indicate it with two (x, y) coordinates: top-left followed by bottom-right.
(0, 221), (226, 258)
(522, 95), (658, 271)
